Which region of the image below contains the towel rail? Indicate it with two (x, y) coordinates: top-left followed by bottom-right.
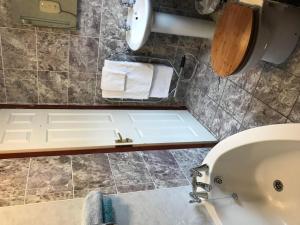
(101, 52), (200, 104)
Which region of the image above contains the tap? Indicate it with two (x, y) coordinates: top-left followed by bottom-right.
(121, 19), (131, 31)
(190, 191), (208, 200)
(190, 164), (209, 175)
(192, 177), (212, 192)
(119, 0), (136, 7)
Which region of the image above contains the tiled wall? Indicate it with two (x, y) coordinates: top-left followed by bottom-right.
(185, 41), (300, 139)
(0, 0), (207, 105)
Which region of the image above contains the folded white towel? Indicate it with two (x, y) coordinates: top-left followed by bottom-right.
(101, 67), (126, 91)
(102, 60), (154, 99)
(150, 65), (173, 98)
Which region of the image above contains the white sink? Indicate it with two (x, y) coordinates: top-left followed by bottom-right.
(126, 0), (215, 51)
(126, 0), (153, 51)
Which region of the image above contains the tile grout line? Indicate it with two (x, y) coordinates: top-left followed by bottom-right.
(140, 152), (157, 189)
(106, 153), (119, 194)
(70, 156), (75, 198)
(35, 27), (40, 104)
(93, 0), (104, 105)
(67, 33), (71, 104)
(24, 158), (32, 205)
(0, 34), (8, 103)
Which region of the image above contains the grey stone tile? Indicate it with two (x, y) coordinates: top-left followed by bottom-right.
(108, 152), (153, 188)
(68, 72), (96, 104)
(5, 69), (38, 104)
(178, 36), (202, 50)
(94, 72), (106, 104)
(25, 189), (73, 204)
(0, 28), (37, 70)
(98, 38), (128, 69)
(69, 36), (99, 73)
(73, 0), (102, 37)
(205, 66), (227, 104)
(101, 0), (127, 40)
(154, 179), (189, 188)
(142, 151), (188, 188)
(171, 148), (210, 181)
(242, 97), (287, 129)
(0, 40), (2, 70)
(220, 80), (253, 123)
(193, 94), (218, 129)
(0, 70), (6, 103)
(117, 183), (155, 193)
(198, 38), (211, 65)
(72, 154), (115, 194)
(0, 158), (30, 206)
(279, 40), (300, 77)
(211, 107), (241, 140)
(74, 186), (116, 198)
(38, 71), (68, 104)
(288, 95), (300, 122)
(229, 63), (263, 93)
(152, 43), (177, 63)
(254, 64), (300, 116)
(155, 33), (179, 47)
(27, 156), (72, 192)
(37, 32), (69, 71)
(131, 34), (154, 56)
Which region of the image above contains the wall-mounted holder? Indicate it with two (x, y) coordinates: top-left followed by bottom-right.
(11, 0), (77, 29)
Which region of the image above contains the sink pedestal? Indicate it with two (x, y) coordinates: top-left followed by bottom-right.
(125, 0), (215, 51)
(152, 12), (215, 39)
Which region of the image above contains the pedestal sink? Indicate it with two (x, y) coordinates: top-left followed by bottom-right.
(126, 0), (216, 51)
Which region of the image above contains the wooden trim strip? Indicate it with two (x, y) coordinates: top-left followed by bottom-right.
(0, 104), (186, 110)
(0, 142), (218, 159)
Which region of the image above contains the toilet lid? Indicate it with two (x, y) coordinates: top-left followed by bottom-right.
(211, 3), (254, 77)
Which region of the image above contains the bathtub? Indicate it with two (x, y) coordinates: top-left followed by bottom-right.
(197, 124), (300, 225)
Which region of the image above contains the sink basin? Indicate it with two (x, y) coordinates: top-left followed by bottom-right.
(126, 0), (152, 51)
(126, 0), (215, 51)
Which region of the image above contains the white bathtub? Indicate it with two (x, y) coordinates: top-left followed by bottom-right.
(197, 124), (300, 225)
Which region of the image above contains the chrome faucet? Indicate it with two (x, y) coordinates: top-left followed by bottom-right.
(192, 177), (212, 192)
(121, 19), (131, 31)
(119, 0), (136, 7)
(190, 164), (209, 175)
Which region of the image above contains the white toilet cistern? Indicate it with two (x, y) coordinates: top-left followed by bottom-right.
(121, 0), (215, 51)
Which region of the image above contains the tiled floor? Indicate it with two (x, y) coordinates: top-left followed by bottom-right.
(0, 148), (209, 207)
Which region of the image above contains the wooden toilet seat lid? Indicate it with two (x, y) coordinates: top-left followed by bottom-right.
(211, 3), (254, 77)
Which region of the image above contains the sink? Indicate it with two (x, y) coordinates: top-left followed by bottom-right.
(126, 0), (152, 51)
(126, 0), (215, 51)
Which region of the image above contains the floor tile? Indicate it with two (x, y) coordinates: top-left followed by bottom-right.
(171, 148), (210, 181)
(117, 183), (155, 193)
(142, 151), (188, 188)
(242, 97), (287, 129)
(289, 96), (300, 122)
(254, 64), (300, 116)
(211, 107), (241, 140)
(108, 152), (154, 191)
(0, 158), (30, 206)
(72, 154), (116, 196)
(220, 80), (252, 123)
(26, 156), (73, 203)
(229, 63), (263, 93)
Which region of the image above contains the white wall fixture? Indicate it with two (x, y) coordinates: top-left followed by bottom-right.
(124, 0), (215, 51)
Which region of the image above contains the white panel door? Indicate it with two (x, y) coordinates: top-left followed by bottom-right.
(0, 109), (216, 154)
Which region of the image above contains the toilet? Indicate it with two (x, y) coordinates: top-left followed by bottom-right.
(211, 0), (300, 77)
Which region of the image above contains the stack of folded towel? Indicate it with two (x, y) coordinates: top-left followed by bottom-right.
(101, 60), (173, 100)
